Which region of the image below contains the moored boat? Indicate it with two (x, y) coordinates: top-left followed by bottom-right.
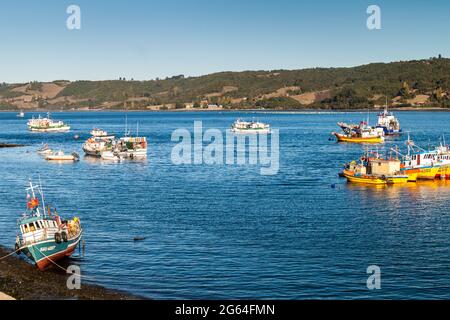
(118, 136), (148, 159)
(27, 113), (70, 132)
(15, 180), (83, 270)
(376, 105), (402, 135)
(82, 129), (116, 157)
(37, 143), (52, 155)
(17, 111), (25, 118)
(231, 119), (270, 134)
(332, 121), (385, 144)
(393, 135), (450, 180)
(90, 128), (109, 137)
(342, 152), (416, 185)
(45, 150), (80, 162)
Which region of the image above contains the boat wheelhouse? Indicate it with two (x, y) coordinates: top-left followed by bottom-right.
(15, 180), (83, 270)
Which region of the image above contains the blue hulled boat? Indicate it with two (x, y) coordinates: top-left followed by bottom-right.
(376, 106), (402, 135)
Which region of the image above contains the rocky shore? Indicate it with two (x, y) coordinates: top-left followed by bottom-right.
(0, 245), (140, 300)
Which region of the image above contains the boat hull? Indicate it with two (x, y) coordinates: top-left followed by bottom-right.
(21, 231), (82, 271)
(343, 170), (386, 185)
(231, 129), (271, 134)
(333, 133), (384, 144)
(403, 166), (441, 180)
(45, 156), (77, 161)
(29, 126), (71, 133)
(377, 126), (402, 136)
(343, 170), (412, 185)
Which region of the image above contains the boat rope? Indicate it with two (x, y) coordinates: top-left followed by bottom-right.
(37, 248), (91, 279)
(0, 247), (23, 261)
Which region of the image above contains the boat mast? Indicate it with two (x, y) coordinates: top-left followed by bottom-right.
(125, 115), (128, 137)
(38, 176), (46, 218)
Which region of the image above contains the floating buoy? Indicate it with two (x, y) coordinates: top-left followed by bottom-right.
(74, 134), (80, 140)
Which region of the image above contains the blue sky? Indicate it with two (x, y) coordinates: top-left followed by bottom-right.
(0, 0), (448, 83)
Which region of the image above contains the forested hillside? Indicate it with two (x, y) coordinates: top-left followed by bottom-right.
(1, 57), (449, 111)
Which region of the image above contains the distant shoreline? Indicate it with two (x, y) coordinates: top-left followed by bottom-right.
(1, 107), (450, 113)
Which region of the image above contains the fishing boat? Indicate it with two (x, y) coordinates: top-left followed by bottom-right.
(393, 135), (450, 180)
(342, 151), (416, 185)
(376, 103), (402, 135)
(14, 180), (83, 271)
(82, 129), (116, 157)
(45, 151), (80, 162)
(90, 128), (109, 137)
(231, 119), (270, 134)
(118, 136), (147, 159)
(17, 111), (25, 118)
(37, 143), (52, 155)
(332, 122), (385, 143)
(27, 113), (70, 132)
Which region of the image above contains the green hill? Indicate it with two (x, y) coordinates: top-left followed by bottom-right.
(1, 56), (449, 111)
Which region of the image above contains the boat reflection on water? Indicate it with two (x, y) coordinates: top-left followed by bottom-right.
(83, 155), (148, 165)
(345, 180), (450, 208)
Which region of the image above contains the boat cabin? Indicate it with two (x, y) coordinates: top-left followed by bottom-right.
(367, 159), (401, 175)
(19, 216), (59, 245)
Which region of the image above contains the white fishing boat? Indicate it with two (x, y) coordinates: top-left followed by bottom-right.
(45, 151), (79, 162)
(118, 136), (148, 159)
(27, 113), (70, 132)
(376, 102), (402, 135)
(231, 119), (270, 134)
(37, 143), (52, 155)
(90, 128), (109, 137)
(17, 111), (25, 118)
(82, 129), (116, 157)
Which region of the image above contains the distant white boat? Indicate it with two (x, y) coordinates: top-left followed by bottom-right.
(37, 143), (52, 155)
(27, 112), (70, 132)
(17, 111), (25, 118)
(231, 119), (270, 134)
(45, 150), (79, 162)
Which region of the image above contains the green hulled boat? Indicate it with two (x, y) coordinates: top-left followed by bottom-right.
(15, 180), (83, 271)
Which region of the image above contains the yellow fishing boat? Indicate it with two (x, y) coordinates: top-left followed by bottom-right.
(333, 132), (384, 144)
(332, 121), (385, 144)
(342, 156), (415, 185)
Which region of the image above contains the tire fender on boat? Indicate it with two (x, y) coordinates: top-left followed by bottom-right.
(61, 231), (68, 242)
(55, 232), (62, 244)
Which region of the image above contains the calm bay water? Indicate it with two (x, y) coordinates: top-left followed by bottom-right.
(1, 111), (450, 299)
